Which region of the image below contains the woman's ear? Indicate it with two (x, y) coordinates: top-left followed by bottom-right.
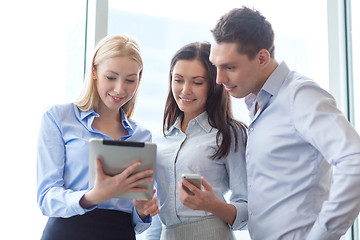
(92, 67), (97, 80)
(257, 49), (271, 68)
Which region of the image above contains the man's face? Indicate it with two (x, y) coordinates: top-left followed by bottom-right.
(209, 42), (263, 98)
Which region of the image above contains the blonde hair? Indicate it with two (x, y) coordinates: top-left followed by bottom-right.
(74, 34), (143, 118)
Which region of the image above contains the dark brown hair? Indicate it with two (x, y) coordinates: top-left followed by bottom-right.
(211, 7), (275, 59)
(163, 42), (247, 159)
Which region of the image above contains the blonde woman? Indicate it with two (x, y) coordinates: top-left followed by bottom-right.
(37, 35), (158, 240)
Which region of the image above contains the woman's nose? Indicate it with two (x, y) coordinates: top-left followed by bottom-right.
(113, 80), (123, 94)
(181, 82), (192, 95)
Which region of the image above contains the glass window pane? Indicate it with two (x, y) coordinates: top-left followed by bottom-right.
(352, 0), (360, 236)
(351, 0), (360, 131)
(0, 1), (86, 239)
(108, 0), (329, 132)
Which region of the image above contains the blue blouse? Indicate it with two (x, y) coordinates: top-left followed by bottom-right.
(36, 103), (152, 233)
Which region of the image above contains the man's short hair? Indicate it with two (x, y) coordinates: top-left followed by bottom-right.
(211, 7), (275, 59)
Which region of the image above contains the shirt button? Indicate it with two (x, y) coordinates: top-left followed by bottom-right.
(197, 129), (201, 133)
(170, 187), (174, 192)
(248, 183), (252, 188)
(191, 122), (195, 125)
(175, 132), (179, 136)
(249, 127), (254, 132)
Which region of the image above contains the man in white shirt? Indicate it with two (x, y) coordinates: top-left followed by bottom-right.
(209, 6), (360, 240)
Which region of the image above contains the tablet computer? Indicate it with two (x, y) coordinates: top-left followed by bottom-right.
(88, 138), (157, 200)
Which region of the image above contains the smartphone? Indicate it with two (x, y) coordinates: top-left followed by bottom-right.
(181, 173), (202, 195)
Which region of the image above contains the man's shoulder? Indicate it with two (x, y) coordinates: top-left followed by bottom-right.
(280, 71), (321, 97)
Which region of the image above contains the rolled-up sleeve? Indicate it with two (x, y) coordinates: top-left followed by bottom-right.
(225, 130), (248, 230)
(131, 205), (152, 234)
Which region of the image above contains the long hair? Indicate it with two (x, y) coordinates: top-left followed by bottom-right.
(74, 34), (143, 118)
(163, 42), (247, 159)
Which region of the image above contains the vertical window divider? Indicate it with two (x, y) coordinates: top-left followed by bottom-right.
(344, 0), (357, 238)
(328, 0), (357, 239)
(344, 0), (355, 125)
(84, 0), (108, 77)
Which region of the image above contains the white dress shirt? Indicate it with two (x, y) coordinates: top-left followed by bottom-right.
(245, 62), (360, 240)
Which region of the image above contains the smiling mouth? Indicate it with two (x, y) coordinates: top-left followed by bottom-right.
(180, 97), (195, 103)
(109, 94), (124, 102)
(223, 85), (236, 92)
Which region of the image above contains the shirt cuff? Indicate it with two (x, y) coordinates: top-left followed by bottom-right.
(132, 205), (152, 234)
(230, 202), (248, 230)
(306, 219), (343, 240)
(73, 190), (97, 215)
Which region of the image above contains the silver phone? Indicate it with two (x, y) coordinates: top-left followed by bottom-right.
(182, 173), (202, 195)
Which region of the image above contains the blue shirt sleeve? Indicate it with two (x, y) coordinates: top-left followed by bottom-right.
(131, 205), (152, 234)
(225, 128), (248, 230)
(145, 214), (162, 239)
(292, 83), (360, 239)
(36, 109), (89, 217)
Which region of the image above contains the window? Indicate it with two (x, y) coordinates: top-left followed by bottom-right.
(108, 0), (329, 132)
(351, 0), (360, 131)
(0, 1), (87, 239)
(350, 0), (360, 238)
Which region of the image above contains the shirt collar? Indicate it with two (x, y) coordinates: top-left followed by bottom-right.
(194, 111), (212, 133)
(79, 107), (99, 120)
(166, 111), (212, 135)
(77, 105), (133, 135)
(262, 61), (290, 97)
(120, 108), (134, 135)
(245, 61), (290, 106)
